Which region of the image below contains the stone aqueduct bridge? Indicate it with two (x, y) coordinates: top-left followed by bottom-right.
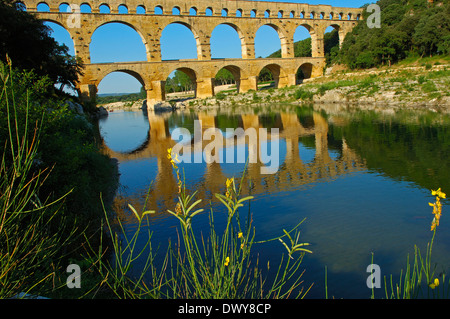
(101, 111), (366, 211)
(22, 0), (363, 107)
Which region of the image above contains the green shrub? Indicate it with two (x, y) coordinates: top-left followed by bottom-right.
(294, 88), (314, 100)
(422, 81), (438, 93)
(215, 91), (226, 100)
(417, 75), (427, 84)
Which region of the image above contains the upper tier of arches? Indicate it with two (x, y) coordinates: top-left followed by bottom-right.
(17, 0), (363, 21)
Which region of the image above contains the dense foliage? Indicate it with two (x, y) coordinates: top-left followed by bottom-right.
(0, 0), (83, 94)
(339, 0), (450, 69)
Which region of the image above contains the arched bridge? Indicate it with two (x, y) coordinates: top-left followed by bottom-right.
(19, 0), (363, 106)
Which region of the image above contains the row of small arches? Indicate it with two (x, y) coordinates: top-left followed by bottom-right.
(18, 2), (361, 21)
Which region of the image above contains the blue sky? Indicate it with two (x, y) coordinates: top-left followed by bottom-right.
(43, 0), (373, 95)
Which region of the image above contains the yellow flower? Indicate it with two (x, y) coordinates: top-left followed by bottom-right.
(238, 232), (243, 239)
(225, 178), (234, 199)
(224, 257), (230, 267)
(432, 188), (446, 199)
(175, 202), (182, 215)
(429, 188), (444, 231)
(429, 278), (439, 289)
(167, 148), (182, 170)
(431, 218), (437, 231)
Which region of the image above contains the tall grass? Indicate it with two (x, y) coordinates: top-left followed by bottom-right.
(381, 188), (448, 299)
(0, 59), (73, 298)
(85, 149), (313, 299)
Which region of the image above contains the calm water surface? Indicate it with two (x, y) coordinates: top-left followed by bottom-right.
(98, 104), (450, 299)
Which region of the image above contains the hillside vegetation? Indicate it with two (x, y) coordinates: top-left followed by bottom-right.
(339, 0), (449, 69)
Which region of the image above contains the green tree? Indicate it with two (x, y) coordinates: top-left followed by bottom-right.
(339, 0), (450, 69)
(215, 68), (235, 86)
(413, 8), (450, 56)
(0, 0), (83, 94)
(171, 70), (194, 92)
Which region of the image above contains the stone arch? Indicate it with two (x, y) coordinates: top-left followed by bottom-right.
(326, 23), (346, 48)
(90, 21), (150, 62)
(293, 24), (315, 57)
(214, 65), (241, 93)
(80, 3), (92, 13)
(160, 21), (202, 60)
(257, 63), (285, 90)
(41, 18), (76, 51)
(172, 6), (181, 15)
(96, 69), (147, 91)
(37, 1), (50, 11)
(293, 23), (324, 57)
(118, 4), (128, 14)
(164, 67), (198, 99)
(154, 5), (163, 14)
(255, 23), (289, 58)
(190, 7), (197, 15)
(58, 2), (71, 12)
(296, 62), (313, 83)
(210, 22), (244, 59)
(99, 3), (110, 13)
(136, 5), (145, 14)
(256, 23), (291, 58)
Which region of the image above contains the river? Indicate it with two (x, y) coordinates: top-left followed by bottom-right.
(98, 103), (450, 299)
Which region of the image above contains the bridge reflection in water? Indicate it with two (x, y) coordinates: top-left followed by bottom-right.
(100, 109), (367, 224)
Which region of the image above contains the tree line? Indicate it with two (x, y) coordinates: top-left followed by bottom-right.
(339, 0), (450, 69)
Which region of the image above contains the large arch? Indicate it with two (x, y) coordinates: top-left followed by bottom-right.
(214, 65), (241, 94)
(164, 67), (198, 100)
(296, 63), (313, 84)
(293, 24), (313, 57)
(160, 22), (199, 60)
(96, 69), (147, 93)
(257, 63), (284, 90)
(210, 23), (243, 59)
(41, 20), (75, 54)
(255, 24), (282, 58)
(325, 24), (346, 48)
(90, 21), (149, 63)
